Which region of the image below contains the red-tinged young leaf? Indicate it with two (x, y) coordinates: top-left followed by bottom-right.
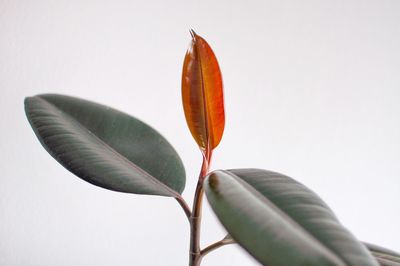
(182, 30), (225, 158)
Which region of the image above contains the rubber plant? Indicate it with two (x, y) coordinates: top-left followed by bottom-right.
(25, 31), (399, 266)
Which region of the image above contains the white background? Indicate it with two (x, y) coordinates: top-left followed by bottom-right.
(1, 0), (400, 265)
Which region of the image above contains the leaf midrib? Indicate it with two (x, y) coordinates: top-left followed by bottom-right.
(195, 36), (211, 151)
(35, 96), (179, 197)
(221, 170), (347, 266)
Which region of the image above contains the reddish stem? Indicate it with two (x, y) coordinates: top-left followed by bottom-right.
(189, 149), (212, 266)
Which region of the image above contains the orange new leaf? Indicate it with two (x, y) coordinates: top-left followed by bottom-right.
(182, 30), (225, 157)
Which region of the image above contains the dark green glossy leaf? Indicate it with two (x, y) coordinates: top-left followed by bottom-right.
(204, 169), (379, 266)
(25, 94), (185, 197)
(365, 243), (400, 266)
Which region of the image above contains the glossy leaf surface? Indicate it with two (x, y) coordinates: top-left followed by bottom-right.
(25, 94), (185, 197)
(204, 169), (379, 266)
(365, 243), (400, 266)
(182, 30), (225, 152)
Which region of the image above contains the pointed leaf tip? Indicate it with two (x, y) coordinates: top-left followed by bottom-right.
(181, 32), (225, 153)
(189, 29), (196, 38)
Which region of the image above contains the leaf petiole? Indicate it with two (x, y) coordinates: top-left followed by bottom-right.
(200, 236), (236, 257)
(175, 196), (191, 221)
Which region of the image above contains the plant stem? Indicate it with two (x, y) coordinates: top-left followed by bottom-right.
(189, 179), (204, 266)
(189, 150), (211, 266)
(200, 237), (236, 257)
(176, 196), (191, 221)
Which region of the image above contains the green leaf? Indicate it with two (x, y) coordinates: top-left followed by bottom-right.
(204, 169), (379, 266)
(25, 94), (185, 197)
(365, 242), (400, 266)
